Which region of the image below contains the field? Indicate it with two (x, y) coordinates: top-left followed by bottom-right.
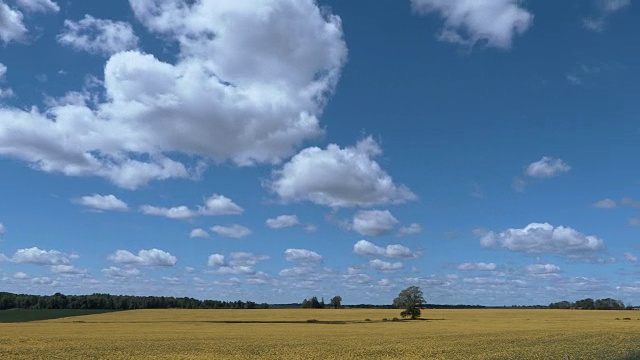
(1, 309), (639, 359)
(0, 309), (114, 323)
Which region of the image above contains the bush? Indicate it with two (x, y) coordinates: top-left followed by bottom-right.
(364, 318), (371, 322)
(392, 317), (400, 322)
(382, 318), (388, 322)
(306, 319), (319, 323)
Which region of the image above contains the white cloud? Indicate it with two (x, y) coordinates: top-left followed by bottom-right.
(278, 266), (313, 277)
(369, 259), (403, 272)
(50, 264), (86, 274)
(189, 228), (210, 239)
(584, 0), (630, 32)
(141, 194), (243, 220)
(31, 276), (55, 285)
(457, 262), (497, 271)
(207, 254), (226, 267)
(353, 240), (417, 259)
(107, 249), (177, 266)
(16, 0), (59, 13)
(210, 224), (252, 239)
(0, 222), (4, 236)
(398, 223), (422, 236)
(624, 253), (638, 262)
(58, 15), (138, 56)
(13, 272), (29, 279)
(621, 197), (640, 208)
(480, 222), (605, 259)
(284, 249), (322, 263)
(352, 210), (399, 236)
(0, 0), (347, 188)
(266, 215), (299, 229)
(0, 63), (14, 99)
(76, 194), (129, 211)
(524, 263), (561, 274)
(411, 0), (533, 49)
(228, 252), (269, 266)
(268, 137), (416, 207)
(525, 157), (571, 178)
(0, 2), (27, 44)
(102, 266), (141, 278)
(12, 247), (73, 265)
(592, 198), (616, 209)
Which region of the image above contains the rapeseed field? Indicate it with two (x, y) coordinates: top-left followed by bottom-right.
(0, 309), (638, 359)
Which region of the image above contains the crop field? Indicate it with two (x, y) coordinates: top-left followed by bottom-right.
(0, 309), (639, 359)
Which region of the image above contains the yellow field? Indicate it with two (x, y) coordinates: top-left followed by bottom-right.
(1, 309), (639, 359)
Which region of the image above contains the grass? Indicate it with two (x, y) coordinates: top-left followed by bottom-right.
(0, 309), (638, 359)
(0, 309), (115, 323)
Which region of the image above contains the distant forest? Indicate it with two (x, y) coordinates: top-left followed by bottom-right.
(549, 298), (633, 310)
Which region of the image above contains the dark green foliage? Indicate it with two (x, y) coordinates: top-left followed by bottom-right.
(0, 309), (114, 322)
(0, 292), (263, 311)
(330, 295), (342, 309)
(393, 286), (425, 320)
(617, 351), (640, 360)
(301, 296), (324, 309)
(549, 297), (625, 310)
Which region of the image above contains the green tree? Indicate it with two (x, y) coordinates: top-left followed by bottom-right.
(330, 295), (342, 309)
(393, 286), (425, 320)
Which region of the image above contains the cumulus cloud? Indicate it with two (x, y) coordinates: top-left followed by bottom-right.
(210, 224), (251, 239)
(457, 262), (497, 271)
(525, 157), (571, 178)
(50, 264), (87, 274)
(207, 254), (226, 267)
(592, 198), (616, 209)
(411, 0), (533, 49)
(102, 266), (141, 278)
(0, 0), (347, 188)
(207, 252), (267, 275)
(398, 223), (422, 237)
(13, 272), (29, 279)
(58, 15), (138, 56)
(16, 0), (59, 13)
(75, 194), (129, 211)
(352, 210), (399, 236)
(284, 248), (322, 263)
(369, 259), (403, 272)
(141, 194), (243, 220)
(353, 240), (417, 259)
(0, 2), (27, 44)
(0, 63), (14, 98)
(107, 249), (177, 266)
(189, 228), (210, 239)
(480, 222), (605, 259)
(524, 263), (561, 274)
(12, 247), (74, 265)
(268, 137), (416, 207)
(266, 215), (299, 229)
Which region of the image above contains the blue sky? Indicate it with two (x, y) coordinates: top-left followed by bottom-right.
(0, 0), (639, 306)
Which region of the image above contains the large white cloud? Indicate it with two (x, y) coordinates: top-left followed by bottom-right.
(411, 0), (533, 49)
(141, 194), (243, 219)
(480, 223), (605, 259)
(76, 194), (129, 211)
(353, 240), (417, 259)
(107, 248), (177, 266)
(0, 2), (27, 44)
(58, 15), (139, 56)
(0, 0), (347, 188)
(268, 137), (416, 207)
(12, 247), (75, 265)
(352, 210), (399, 236)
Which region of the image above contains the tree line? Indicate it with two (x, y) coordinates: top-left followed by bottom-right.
(549, 297), (629, 310)
(0, 292), (269, 310)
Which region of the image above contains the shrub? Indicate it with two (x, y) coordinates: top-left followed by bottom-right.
(306, 319), (318, 323)
(392, 317), (400, 322)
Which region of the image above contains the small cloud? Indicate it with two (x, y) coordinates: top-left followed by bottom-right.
(524, 263), (561, 274)
(75, 194), (129, 211)
(0, 222), (4, 236)
(525, 157), (571, 178)
(398, 223), (422, 237)
(457, 262), (497, 271)
(369, 259), (403, 272)
(512, 177), (527, 192)
(13, 272), (29, 279)
(628, 218), (640, 227)
(353, 240), (418, 259)
(107, 249), (177, 267)
(624, 253), (638, 262)
(102, 266), (141, 278)
(141, 194), (243, 220)
(189, 228), (210, 239)
(57, 15), (138, 56)
(16, 0), (59, 13)
(621, 197), (640, 208)
(266, 215), (299, 229)
(592, 198), (616, 209)
(210, 224), (251, 239)
(352, 210), (399, 236)
(284, 249), (322, 263)
(303, 224), (318, 233)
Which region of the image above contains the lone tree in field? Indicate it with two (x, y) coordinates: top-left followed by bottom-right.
(330, 295), (342, 309)
(393, 286), (425, 320)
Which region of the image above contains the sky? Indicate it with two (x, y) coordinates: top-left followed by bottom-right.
(0, 0), (639, 306)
